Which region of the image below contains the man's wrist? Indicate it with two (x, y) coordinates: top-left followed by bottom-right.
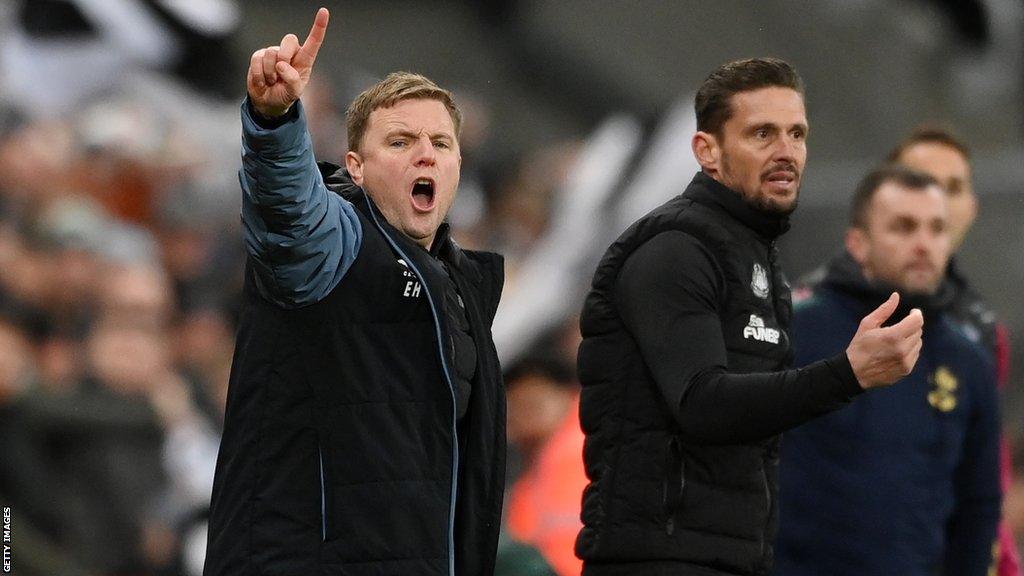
(830, 352), (865, 396)
(247, 97), (297, 129)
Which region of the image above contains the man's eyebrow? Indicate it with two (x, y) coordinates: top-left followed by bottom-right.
(747, 121), (806, 131)
(780, 122), (808, 133)
(385, 128), (454, 140)
(384, 129), (419, 139)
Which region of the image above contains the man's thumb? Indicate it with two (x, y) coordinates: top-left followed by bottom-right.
(861, 292), (899, 330)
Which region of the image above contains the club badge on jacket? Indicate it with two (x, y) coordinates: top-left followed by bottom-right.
(751, 263), (770, 299)
(927, 366), (958, 413)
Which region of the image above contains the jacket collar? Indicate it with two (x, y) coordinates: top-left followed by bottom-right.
(317, 162), (480, 283)
(821, 251), (956, 323)
(684, 171), (791, 240)
(429, 223), (453, 258)
(429, 223), (480, 283)
(944, 255), (971, 297)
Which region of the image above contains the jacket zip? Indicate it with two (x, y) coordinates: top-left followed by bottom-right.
(663, 438), (684, 536)
(365, 201), (460, 576)
(760, 464), (771, 560)
(319, 446), (327, 541)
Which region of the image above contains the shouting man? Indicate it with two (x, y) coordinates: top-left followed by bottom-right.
(204, 9), (507, 576)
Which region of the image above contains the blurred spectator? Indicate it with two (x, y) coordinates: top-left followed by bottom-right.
(776, 165), (1001, 575)
(0, 315), (33, 397)
(504, 353), (585, 576)
(0, 316), (90, 575)
(154, 182), (244, 317)
(0, 317), (57, 535)
(494, 536), (558, 576)
(1008, 442), (1024, 558)
(887, 125), (1020, 574)
(172, 306), (234, 426)
(479, 141), (581, 274)
(302, 77), (351, 165)
(98, 263), (173, 329)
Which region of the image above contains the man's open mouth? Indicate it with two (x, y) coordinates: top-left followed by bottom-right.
(411, 178), (436, 211)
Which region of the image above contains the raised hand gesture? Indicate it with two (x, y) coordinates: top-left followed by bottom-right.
(846, 292), (924, 389)
(247, 7), (330, 118)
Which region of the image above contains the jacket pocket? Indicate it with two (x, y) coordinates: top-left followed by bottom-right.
(662, 437), (685, 535)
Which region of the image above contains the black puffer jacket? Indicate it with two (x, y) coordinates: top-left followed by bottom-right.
(204, 166), (506, 576)
(576, 172), (861, 576)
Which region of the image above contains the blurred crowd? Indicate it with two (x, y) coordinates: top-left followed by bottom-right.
(0, 2), (584, 574)
(0, 97), (240, 574)
(0, 92), (580, 576)
(1, 1), (1021, 576)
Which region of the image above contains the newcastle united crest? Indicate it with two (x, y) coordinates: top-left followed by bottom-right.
(751, 263), (770, 299)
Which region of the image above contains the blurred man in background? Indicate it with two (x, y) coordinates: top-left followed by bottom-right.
(775, 165), (1001, 575)
(575, 58), (923, 576)
(887, 127), (1020, 573)
(504, 355), (585, 576)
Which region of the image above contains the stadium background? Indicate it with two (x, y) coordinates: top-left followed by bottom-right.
(0, 0), (1020, 574)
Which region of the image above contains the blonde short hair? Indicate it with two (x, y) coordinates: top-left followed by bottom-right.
(345, 71), (462, 152)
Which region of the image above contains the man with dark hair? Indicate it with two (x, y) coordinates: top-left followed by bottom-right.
(888, 125), (1019, 575)
(774, 164), (1001, 575)
(695, 58), (805, 143)
(504, 355), (586, 576)
(576, 58), (924, 576)
(886, 126), (977, 251)
(204, 9), (507, 576)
(847, 162), (942, 228)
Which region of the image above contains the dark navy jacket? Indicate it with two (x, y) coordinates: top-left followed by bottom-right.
(775, 253), (1001, 575)
(203, 100), (506, 576)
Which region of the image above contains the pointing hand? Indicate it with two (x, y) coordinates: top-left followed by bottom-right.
(247, 7), (330, 118)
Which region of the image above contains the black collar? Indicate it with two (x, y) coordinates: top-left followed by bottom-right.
(317, 161), (479, 282)
(684, 171), (791, 240)
(822, 251), (956, 324)
(429, 223), (452, 258)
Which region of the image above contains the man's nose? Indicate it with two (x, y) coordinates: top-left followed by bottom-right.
(413, 136), (436, 166)
(911, 229), (934, 255)
(773, 135), (800, 164)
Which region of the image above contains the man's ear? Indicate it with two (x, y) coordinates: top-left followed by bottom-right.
(845, 227), (869, 267)
(345, 151), (364, 185)
(692, 131), (720, 172)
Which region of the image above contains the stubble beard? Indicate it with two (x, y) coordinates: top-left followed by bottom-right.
(720, 155), (800, 216)
(752, 191), (799, 216)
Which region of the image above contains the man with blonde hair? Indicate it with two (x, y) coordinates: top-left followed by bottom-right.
(204, 9), (506, 576)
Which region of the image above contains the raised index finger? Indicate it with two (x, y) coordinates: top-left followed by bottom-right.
(295, 7), (330, 67)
